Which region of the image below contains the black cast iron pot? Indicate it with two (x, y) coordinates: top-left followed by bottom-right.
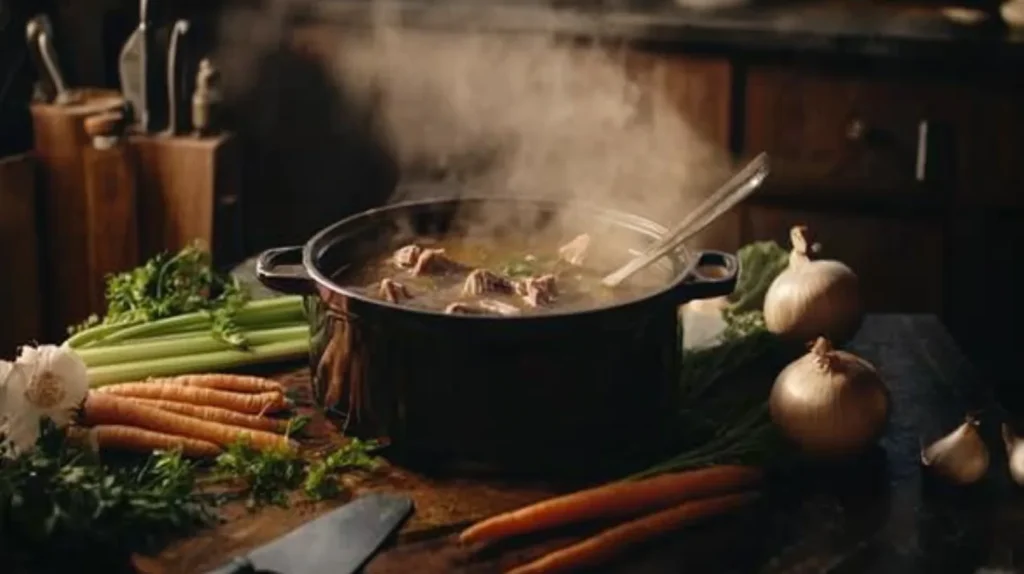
(256, 197), (738, 477)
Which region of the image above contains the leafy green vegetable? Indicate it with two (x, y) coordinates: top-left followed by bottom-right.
(725, 240), (789, 315)
(213, 438), (380, 509)
(70, 242), (251, 347)
(0, 422), (215, 570)
(304, 438), (380, 501)
(630, 240), (792, 479)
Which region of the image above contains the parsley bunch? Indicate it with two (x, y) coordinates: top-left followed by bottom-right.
(71, 242), (250, 346)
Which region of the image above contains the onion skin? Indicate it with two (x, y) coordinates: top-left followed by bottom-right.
(763, 226), (864, 346)
(769, 338), (889, 459)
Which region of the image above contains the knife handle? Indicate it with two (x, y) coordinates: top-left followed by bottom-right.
(206, 556), (256, 574)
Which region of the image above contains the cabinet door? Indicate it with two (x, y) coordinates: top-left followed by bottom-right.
(626, 52), (740, 252)
(744, 67), (958, 198)
(743, 206), (944, 314)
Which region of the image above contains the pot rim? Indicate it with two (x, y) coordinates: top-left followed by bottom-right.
(300, 195), (702, 322)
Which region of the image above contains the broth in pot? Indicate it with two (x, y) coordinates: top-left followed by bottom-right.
(338, 233), (668, 316)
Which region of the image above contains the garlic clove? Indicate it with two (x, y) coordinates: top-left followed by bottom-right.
(921, 417), (990, 485)
(1002, 423), (1024, 487)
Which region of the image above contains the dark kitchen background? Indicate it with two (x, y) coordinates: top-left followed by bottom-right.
(2, 0), (1024, 408)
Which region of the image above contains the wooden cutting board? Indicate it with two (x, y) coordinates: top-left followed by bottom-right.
(140, 316), (1000, 574)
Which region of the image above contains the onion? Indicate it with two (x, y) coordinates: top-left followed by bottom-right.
(921, 416), (989, 485)
(769, 337), (889, 459)
(763, 226), (863, 346)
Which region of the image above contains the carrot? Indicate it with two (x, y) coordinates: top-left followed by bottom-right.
(127, 397), (289, 434)
(96, 383), (287, 414)
(71, 424), (223, 458)
(149, 374), (286, 395)
(506, 491), (759, 574)
(82, 392), (297, 452)
(459, 465), (762, 545)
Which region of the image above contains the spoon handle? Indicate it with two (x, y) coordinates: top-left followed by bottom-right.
(602, 152), (770, 288)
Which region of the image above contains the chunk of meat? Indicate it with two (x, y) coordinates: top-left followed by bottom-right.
(478, 299), (522, 316)
(391, 244), (423, 269)
(515, 274), (558, 307)
(411, 248), (461, 276)
(445, 302), (486, 315)
(378, 278), (411, 303)
(444, 300), (521, 316)
(558, 233), (591, 266)
(462, 269), (515, 297)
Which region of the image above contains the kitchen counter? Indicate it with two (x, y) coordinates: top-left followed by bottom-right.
(148, 314), (1023, 573)
(304, 0), (1024, 65)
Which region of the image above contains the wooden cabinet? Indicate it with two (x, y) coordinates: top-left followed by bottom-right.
(742, 206), (945, 314)
(743, 66), (959, 198)
(625, 51), (740, 253)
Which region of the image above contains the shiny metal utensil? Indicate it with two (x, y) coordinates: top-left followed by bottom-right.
(164, 19), (190, 136)
(602, 152), (770, 288)
(205, 492), (414, 574)
(119, 0), (154, 131)
(25, 14), (74, 105)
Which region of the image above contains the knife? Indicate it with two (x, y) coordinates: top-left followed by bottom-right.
(119, 0), (154, 131)
(205, 493), (414, 574)
(25, 14), (74, 105)
(163, 19), (190, 136)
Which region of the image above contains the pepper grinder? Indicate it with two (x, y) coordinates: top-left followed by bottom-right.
(191, 58), (222, 138)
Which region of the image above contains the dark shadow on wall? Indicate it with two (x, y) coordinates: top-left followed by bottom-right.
(223, 31), (399, 255)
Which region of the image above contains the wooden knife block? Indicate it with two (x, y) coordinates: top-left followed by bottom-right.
(0, 154), (42, 358)
(132, 134), (243, 266)
(30, 90), (134, 339)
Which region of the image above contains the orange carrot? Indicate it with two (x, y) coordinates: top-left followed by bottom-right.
(96, 383), (287, 414)
(459, 465), (762, 545)
(505, 491), (759, 574)
(127, 397), (289, 434)
(82, 392), (297, 452)
(149, 374), (286, 394)
(72, 425), (223, 458)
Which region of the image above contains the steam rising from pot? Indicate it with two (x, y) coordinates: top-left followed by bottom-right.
(214, 0), (732, 249)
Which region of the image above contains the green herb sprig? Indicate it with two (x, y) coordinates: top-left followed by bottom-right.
(70, 242), (250, 347)
(212, 438), (380, 509)
(0, 422), (215, 569)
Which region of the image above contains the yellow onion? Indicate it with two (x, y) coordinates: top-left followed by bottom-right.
(763, 226), (863, 346)
(769, 337), (889, 459)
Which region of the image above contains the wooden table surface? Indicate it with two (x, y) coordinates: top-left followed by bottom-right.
(148, 314), (1021, 574)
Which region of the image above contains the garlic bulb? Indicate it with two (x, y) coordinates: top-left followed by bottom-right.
(0, 361), (39, 457)
(769, 337), (889, 459)
(14, 344), (89, 427)
(1002, 424), (1024, 486)
(921, 416), (989, 485)
(763, 226), (863, 346)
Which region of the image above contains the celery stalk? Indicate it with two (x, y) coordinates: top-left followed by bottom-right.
(77, 296), (305, 347)
(75, 325), (309, 368)
(87, 338), (311, 387)
(64, 321), (142, 349)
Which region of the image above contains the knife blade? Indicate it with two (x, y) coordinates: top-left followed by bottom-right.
(119, 0), (154, 131)
(205, 493), (414, 574)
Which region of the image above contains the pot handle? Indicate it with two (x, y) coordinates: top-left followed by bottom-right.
(678, 250), (739, 302)
(255, 246), (316, 295)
